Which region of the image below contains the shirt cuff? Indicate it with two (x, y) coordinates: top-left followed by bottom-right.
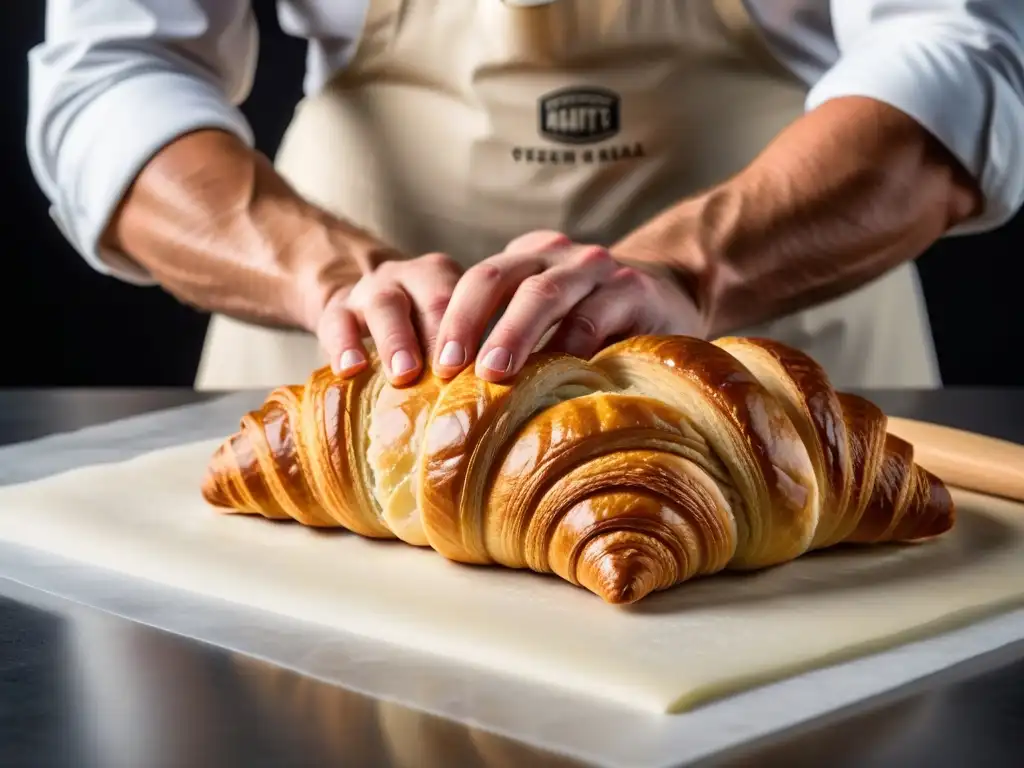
(805, 29), (1024, 236)
(52, 70), (255, 285)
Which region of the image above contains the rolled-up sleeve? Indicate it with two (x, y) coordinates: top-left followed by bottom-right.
(807, 1), (1024, 235)
(27, 1), (259, 284)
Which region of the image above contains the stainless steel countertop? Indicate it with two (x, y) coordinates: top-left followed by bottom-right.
(1, 388), (1023, 767)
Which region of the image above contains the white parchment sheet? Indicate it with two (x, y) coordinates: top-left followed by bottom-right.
(0, 394), (1021, 768)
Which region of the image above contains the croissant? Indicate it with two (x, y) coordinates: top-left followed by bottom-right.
(202, 335), (954, 605)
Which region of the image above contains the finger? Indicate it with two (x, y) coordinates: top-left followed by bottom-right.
(317, 291), (369, 378)
(363, 285), (423, 386)
(544, 267), (656, 359)
(399, 253), (460, 365)
(503, 230), (572, 254)
(432, 251), (548, 378)
(475, 246), (618, 381)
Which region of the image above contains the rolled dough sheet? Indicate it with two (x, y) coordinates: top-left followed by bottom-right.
(0, 439), (1022, 714)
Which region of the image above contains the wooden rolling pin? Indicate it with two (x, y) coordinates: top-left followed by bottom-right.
(887, 416), (1024, 503)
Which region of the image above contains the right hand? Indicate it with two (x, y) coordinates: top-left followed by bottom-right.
(316, 253), (464, 386)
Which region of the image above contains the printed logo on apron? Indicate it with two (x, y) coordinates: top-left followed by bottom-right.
(538, 86), (620, 144)
(513, 85), (645, 166)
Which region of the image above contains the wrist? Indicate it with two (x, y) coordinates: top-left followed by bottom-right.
(279, 213), (402, 332)
(612, 193), (726, 336)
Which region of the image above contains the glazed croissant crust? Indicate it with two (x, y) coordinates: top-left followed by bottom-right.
(202, 335), (954, 604)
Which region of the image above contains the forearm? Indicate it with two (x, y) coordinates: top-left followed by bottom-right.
(615, 97), (983, 338)
(103, 129), (391, 331)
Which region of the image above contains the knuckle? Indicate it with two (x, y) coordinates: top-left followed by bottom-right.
(338, 290), (364, 316)
(318, 287), (351, 317)
(420, 301), (453, 334)
(613, 265), (645, 288)
(371, 285), (411, 310)
(422, 294), (453, 319)
(535, 231), (573, 251)
(573, 245), (614, 269)
(565, 313), (600, 340)
(520, 273), (564, 302)
(321, 301), (354, 328)
(465, 262), (504, 285)
(419, 251), (454, 270)
(342, 278), (368, 304)
(437, 310), (473, 341)
(377, 328), (415, 352)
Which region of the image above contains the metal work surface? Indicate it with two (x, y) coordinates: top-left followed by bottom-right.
(1, 388), (1022, 767)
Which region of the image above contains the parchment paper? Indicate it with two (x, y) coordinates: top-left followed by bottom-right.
(0, 394), (1022, 768)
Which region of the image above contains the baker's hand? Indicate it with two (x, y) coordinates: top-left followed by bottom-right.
(432, 231), (703, 382)
(318, 252), (463, 385)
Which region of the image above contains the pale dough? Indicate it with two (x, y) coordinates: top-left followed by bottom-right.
(0, 439), (1022, 714)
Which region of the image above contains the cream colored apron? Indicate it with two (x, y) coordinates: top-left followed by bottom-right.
(195, 0), (941, 391)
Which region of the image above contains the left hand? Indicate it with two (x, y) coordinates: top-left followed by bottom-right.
(432, 230), (703, 382)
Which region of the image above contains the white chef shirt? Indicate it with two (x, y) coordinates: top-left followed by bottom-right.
(26, 1), (1024, 285)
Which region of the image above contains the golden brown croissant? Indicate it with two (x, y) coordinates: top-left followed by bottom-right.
(202, 335), (954, 605)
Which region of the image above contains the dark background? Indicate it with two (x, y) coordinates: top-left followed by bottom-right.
(3, 4), (1022, 388)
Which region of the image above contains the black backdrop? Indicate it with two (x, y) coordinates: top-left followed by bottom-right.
(3, 4), (1022, 388)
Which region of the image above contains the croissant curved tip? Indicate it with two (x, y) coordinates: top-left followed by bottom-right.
(911, 468), (957, 539)
(577, 540), (664, 605)
(600, 574), (655, 605)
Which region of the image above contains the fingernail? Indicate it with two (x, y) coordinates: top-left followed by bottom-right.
(337, 348), (366, 373)
(480, 346), (512, 373)
(390, 349), (417, 377)
(438, 340), (466, 368)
